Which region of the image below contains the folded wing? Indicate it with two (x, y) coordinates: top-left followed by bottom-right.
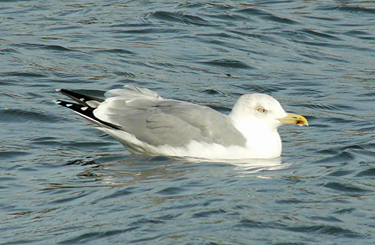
(58, 85), (247, 148)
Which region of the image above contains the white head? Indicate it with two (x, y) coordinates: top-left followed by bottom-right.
(229, 93), (288, 131)
(228, 93), (308, 158)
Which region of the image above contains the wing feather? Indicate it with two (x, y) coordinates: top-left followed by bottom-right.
(95, 94), (246, 147)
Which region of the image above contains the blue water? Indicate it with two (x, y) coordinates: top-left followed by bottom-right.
(2, 1), (375, 244)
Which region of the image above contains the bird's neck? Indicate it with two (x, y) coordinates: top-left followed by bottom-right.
(229, 116), (282, 158)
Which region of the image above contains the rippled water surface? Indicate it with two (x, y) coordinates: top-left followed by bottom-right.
(2, 1), (375, 244)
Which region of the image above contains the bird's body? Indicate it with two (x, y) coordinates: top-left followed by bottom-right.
(56, 85), (308, 160)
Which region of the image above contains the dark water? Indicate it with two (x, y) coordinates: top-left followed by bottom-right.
(2, 1), (375, 244)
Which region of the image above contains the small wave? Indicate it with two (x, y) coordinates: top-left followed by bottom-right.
(149, 11), (210, 26)
(200, 59), (253, 69)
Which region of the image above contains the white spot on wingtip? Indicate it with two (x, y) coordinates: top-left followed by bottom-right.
(80, 98), (85, 101)
(55, 89), (62, 92)
(55, 100), (61, 104)
(81, 107), (88, 111)
(66, 104), (73, 107)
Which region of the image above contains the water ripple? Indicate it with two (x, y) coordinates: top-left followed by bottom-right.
(57, 227), (139, 245)
(322, 182), (371, 193)
(149, 11), (210, 26)
(200, 59), (253, 69)
(356, 168), (375, 178)
(236, 8), (299, 25)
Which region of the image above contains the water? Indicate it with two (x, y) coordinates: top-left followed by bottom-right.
(1, 0), (375, 244)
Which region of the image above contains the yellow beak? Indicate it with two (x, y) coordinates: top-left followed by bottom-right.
(278, 113), (308, 126)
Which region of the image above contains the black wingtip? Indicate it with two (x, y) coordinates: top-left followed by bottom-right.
(54, 100), (65, 107)
(55, 100), (80, 109)
(56, 99), (121, 130)
(56, 88), (105, 106)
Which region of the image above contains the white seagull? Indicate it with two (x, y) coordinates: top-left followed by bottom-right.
(56, 85), (308, 160)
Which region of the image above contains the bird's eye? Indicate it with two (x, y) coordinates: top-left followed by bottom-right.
(257, 108), (266, 113)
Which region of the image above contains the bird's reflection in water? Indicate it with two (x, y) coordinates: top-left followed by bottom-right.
(71, 155), (290, 187)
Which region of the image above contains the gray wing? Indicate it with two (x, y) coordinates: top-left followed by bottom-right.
(95, 88), (246, 147)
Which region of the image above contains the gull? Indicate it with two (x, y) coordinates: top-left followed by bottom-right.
(56, 85), (308, 160)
